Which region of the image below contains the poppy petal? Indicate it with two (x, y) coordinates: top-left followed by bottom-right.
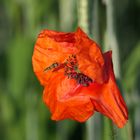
(43, 74), (94, 122)
(75, 51), (128, 128)
(32, 28), (106, 85)
(93, 52), (128, 128)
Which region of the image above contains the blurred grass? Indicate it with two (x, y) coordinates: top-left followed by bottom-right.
(123, 42), (140, 92)
(0, 0), (140, 140)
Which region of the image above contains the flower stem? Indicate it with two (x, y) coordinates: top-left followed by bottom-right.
(103, 117), (114, 140)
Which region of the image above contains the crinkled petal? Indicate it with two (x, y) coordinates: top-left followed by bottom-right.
(32, 27), (106, 86)
(43, 74), (94, 122)
(74, 51), (128, 128)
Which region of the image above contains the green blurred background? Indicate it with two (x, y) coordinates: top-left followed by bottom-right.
(0, 0), (140, 140)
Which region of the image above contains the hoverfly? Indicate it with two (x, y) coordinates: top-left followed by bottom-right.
(44, 62), (66, 72)
(44, 62), (59, 72)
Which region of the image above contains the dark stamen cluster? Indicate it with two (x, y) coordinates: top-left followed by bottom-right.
(66, 55), (78, 70)
(64, 55), (93, 86)
(76, 73), (93, 86)
(67, 72), (93, 86)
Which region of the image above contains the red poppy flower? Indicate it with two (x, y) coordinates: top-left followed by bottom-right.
(32, 27), (128, 128)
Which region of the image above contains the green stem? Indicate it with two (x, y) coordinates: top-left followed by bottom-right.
(59, 0), (75, 31)
(103, 117), (114, 140)
(77, 0), (89, 34)
(92, 0), (100, 43)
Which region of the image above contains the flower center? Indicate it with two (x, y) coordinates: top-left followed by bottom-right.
(44, 55), (93, 86)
